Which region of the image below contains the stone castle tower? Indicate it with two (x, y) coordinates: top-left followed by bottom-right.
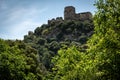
(48, 6), (92, 25)
(64, 6), (76, 20)
(64, 6), (92, 21)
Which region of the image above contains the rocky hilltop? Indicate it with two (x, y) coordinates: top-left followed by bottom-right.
(24, 6), (94, 70)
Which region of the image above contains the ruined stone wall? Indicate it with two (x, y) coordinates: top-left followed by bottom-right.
(48, 6), (92, 25)
(76, 12), (92, 21)
(48, 17), (63, 25)
(64, 6), (92, 21)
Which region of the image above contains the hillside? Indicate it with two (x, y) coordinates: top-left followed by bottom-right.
(22, 7), (94, 77)
(0, 1), (120, 79)
(24, 19), (94, 73)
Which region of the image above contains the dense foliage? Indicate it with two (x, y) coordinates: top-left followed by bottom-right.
(51, 0), (120, 80)
(0, 17), (93, 80)
(0, 0), (119, 79)
(24, 20), (94, 73)
(50, 46), (97, 80)
(87, 0), (120, 79)
(0, 39), (42, 80)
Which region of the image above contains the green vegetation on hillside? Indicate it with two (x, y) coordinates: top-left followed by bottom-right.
(24, 20), (94, 73)
(48, 0), (120, 80)
(0, 0), (120, 80)
(87, 0), (120, 79)
(0, 39), (42, 80)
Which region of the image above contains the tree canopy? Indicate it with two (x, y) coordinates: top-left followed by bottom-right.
(0, 0), (120, 79)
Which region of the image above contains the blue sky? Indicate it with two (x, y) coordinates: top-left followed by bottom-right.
(0, 0), (96, 40)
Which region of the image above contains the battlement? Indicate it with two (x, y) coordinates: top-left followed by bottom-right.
(48, 17), (63, 25)
(48, 6), (92, 25)
(64, 6), (92, 21)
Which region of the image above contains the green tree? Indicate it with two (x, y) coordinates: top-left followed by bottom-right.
(88, 0), (120, 79)
(0, 39), (42, 80)
(51, 46), (97, 80)
(0, 39), (27, 80)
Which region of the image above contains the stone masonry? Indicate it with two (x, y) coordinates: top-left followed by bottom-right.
(64, 6), (92, 21)
(48, 6), (92, 25)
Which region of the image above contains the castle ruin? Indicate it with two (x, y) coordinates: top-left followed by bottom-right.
(48, 17), (63, 25)
(64, 6), (92, 21)
(48, 6), (92, 25)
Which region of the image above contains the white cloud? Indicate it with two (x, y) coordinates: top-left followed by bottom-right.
(2, 6), (47, 39)
(9, 19), (41, 39)
(0, 33), (8, 40)
(3, 20), (41, 40)
(6, 7), (47, 22)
